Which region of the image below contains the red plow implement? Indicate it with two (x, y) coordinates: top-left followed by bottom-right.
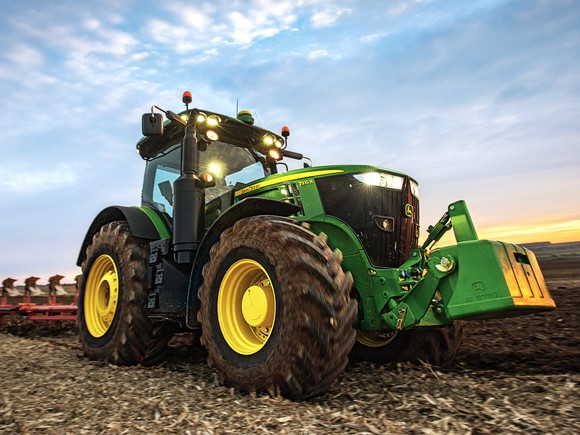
(0, 275), (79, 324)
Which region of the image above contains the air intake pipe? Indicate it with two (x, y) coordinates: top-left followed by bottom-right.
(172, 123), (205, 264)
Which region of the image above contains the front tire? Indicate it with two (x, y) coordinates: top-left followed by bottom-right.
(78, 221), (174, 365)
(198, 216), (357, 399)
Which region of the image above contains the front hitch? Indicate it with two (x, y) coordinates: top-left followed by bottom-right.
(383, 201), (555, 329)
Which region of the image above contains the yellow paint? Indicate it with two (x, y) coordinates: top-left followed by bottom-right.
(511, 295), (556, 307)
(234, 169), (344, 197)
(84, 254), (119, 338)
(505, 248), (556, 308)
(217, 259), (276, 355)
(241, 285), (273, 327)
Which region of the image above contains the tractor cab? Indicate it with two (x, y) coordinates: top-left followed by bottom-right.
(137, 102), (299, 230)
(141, 139), (271, 227)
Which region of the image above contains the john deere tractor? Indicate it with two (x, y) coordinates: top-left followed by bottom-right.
(77, 92), (555, 398)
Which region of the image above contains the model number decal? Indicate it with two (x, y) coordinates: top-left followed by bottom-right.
(298, 179), (314, 186)
(236, 183), (262, 196)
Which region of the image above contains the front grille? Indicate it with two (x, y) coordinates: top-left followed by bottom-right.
(316, 174), (419, 268)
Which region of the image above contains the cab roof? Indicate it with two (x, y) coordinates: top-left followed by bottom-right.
(136, 108), (285, 160)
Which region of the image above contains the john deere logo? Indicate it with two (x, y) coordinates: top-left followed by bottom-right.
(404, 204), (414, 217)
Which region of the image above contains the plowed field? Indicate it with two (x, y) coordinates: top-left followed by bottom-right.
(1, 257), (578, 434)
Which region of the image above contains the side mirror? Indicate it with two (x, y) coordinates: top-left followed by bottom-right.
(142, 113), (164, 136)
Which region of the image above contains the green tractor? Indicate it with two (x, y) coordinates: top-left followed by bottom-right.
(77, 92), (555, 398)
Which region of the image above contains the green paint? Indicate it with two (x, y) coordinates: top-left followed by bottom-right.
(136, 206), (170, 239)
(448, 200), (479, 242)
(240, 166), (555, 333)
(435, 240), (555, 320)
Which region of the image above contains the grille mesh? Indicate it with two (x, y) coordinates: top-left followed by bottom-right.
(316, 174), (419, 268)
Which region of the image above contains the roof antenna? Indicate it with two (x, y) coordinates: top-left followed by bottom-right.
(236, 98), (239, 116)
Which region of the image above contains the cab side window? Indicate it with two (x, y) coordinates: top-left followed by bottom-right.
(142, 144), (181, 217)
(152, 165), (179, 215)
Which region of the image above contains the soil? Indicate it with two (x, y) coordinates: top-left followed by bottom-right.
(1, 257), (578, 434)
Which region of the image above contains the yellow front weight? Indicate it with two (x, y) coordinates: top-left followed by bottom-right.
(217, 259), (276, 355)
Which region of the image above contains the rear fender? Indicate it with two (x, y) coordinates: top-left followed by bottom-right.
(185, 198), (300, 328)
(76, 206), (170, 266)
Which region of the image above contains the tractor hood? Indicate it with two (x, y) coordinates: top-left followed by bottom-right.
(233, 164), (419, 199)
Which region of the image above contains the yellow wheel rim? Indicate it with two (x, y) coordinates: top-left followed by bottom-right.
(217, 259), (276, 355)
(84, 254), (119, 338)
(356, 329), (398, 348)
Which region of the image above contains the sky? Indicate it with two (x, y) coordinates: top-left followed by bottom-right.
(0, 0), (579, 284)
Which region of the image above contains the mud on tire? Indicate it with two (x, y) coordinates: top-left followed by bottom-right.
(78, 221), (174, 365)
(198, 216), (357, 399)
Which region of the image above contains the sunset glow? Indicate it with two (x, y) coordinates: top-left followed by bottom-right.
(479, 219), (580, 245)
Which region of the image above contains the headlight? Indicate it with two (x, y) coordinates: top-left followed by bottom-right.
(207, 115), (220, 126)
(208, 162), (222, 175)
(268, 149), (281, 160)
(354, 172), (404, 190)
(206, 130), (219, 141)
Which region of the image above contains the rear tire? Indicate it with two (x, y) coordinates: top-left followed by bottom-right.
(352, 321), (464, 365)
(198, 216), (357, 399)
(78, 221), (174, 365)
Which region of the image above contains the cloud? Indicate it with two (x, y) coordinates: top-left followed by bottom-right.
(387, 0), (436, 17)
(147, 0), (298, 51)
(0, 163), (77, 194)
(360, 34), (380, 43)
(83, 18), (101, 30)
(307, 49), (329, 59)
(4, 42), (44, 67)
(311, 6), (351, 28)
(131, 52), (149, 61)
(145, 0), (360, 52)
(0, 6), (167, 136)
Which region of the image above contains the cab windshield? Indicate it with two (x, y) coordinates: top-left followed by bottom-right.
(142, 141), (269, 217)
